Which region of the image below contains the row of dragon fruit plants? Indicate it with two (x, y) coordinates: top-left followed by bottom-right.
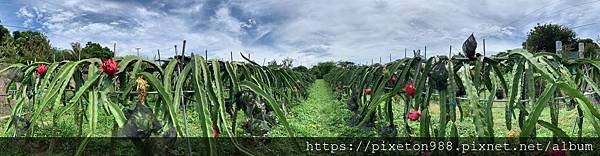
(325, 34), (600, 140)
(1, 52), (314, 155)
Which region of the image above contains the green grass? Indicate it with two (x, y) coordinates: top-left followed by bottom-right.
(384, 97), (596, 138)
(268, 79), (376, 137)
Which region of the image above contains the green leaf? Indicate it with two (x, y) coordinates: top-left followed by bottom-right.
(163, 59), (178, 93)
(191, 56), (215, 155)
(87, 90), (98, 131)
(240, 81), (294, 137)
(460, 62), (484, 137)
(520, 83), (556, 137)
(438, 89), (448, 138)
(506, 60), (524, 130)
(119, 59), (143, 101)
(68, 74), (101, 104)
(212, 60), (255, 156)
(101, 90), (126, 128)
(138, 72), (183, 136)
(537, 120), (570, 139)
(75, 133), (93, 156)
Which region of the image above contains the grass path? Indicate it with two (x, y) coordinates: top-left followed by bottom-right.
(268, 80), (376, 137)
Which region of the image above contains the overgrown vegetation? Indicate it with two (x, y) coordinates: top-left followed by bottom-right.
(0, 53), (314, 155)
(325, 34), (600, 141)
(0, 25), (115, 63)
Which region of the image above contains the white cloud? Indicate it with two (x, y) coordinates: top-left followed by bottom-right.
(210, 6), (242, 35)
(9, 0), (600, 67)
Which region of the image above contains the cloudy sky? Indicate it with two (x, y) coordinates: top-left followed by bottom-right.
(1, 0), (599, 66)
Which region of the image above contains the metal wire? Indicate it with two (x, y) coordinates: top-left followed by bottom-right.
(430, 92), (595, 102)
(3, 88), (594, 102)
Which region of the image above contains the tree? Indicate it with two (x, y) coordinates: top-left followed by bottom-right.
(69, 42), (82, 60)
(523, 23), (577, 53)
(0, 35), (18, 63)
(12, 31), (53, 62)
(292, 66), (309, 73)
(310, 61), (336, 79)
(51, 48), (76, 62)
(80, 42), (113, 59)
(0, 25), (10, 43)
(0, 26), (17, 63)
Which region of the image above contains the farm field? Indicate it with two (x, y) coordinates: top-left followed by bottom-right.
(0, 44), (599, 156)
(271, 80), (596, 138)
(2, 1), (600, 155)
(1, 79), (594, 138)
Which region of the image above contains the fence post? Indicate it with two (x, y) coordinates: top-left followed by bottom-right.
(449, 45), (452, 57)
(556, 41), (563, 57)
(579, 43), (585, 58)
(174, 45), (178, 59)
(483, 39), (486, 57)
(157, 49), (161, 65)
(424, 46), (427, 58)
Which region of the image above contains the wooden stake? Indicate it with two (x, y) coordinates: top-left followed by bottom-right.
(157, 49), (161, 61)
(483, 39), (486, 57)
(174, 45), (178, 59)
(449, 45), (452, 57)
(424, 46), (427, 58)
(183, 41), (187, 57)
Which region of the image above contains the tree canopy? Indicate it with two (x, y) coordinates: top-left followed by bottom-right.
(80, 42), (114, 59)
(523, 23), (577, 53)
(8, 31), (52, 63)
(0, 24), (117, 63)
(292, 66), (309, 73)
(0, 25), (10, 43)
(310, 61), (336, 79)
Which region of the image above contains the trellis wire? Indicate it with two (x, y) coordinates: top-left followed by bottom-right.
(2, 87), (594, 101)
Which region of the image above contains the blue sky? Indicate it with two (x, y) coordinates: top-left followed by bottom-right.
(1, 0), (599, 66)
